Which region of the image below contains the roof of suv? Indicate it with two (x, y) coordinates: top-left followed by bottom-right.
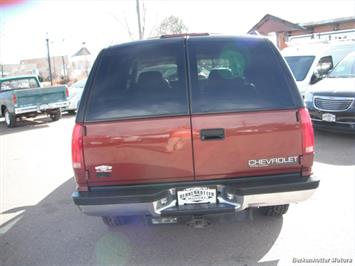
(105, 34), (268, 51)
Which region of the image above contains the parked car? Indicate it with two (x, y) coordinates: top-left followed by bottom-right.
(71, 34), (319, 226)
(64, 78), (86, 115)
(305, 51), (355, 133)
(0, 75), (69, 128)
(282, 40), (355, 97)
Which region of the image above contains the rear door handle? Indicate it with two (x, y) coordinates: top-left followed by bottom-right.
(200, 128), (225, 141)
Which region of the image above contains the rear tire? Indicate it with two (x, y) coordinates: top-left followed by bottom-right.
(49, 109), (62, 121)
(101, 216), (123, 226)
(68, 110), (76, 115)
(260, 204), (289, 217)
(4, 108), (16, 128)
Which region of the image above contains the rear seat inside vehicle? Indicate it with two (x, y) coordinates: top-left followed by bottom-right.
(135, 71), (171, 91)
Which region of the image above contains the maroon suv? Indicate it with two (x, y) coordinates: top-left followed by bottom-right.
(72, 34), (319, 225)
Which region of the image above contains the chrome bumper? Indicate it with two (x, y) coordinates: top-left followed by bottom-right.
(14, 101), (69, 115)
(77, 187), (317, 217)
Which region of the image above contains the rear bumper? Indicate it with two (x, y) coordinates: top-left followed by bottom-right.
(63, 97), (79, 111)
(72, 174), (319, 217)
(14, 101), (69, 115)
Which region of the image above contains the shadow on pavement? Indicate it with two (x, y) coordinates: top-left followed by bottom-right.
(0, 114), (74, 136)
(314, 129), (355, 166)
(0, 178), (283, 266)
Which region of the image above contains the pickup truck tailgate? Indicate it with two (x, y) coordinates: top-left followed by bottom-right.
(15, 86), (67, 107)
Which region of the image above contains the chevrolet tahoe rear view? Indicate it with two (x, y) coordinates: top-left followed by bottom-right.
(71, 35), (319, 225)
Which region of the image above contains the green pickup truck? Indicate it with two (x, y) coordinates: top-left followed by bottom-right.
(0, 75), (69, 128)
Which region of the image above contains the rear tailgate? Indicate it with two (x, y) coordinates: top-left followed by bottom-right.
(83, 117), (195, 186)
(15, 86), (67, 107)
(187, 37), (306, 180)
(192, 110), (302, 180)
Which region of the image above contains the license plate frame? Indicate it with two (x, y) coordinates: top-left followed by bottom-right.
(322, 113), (336, 122)
(177, 186), (217, 206)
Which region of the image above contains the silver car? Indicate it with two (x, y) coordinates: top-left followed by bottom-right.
(64, 79), (86, 114)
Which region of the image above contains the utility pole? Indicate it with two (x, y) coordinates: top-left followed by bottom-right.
(62, 56), (67, 80)
(52, 55), (56, 80)
(136, 0), (143, 40)
(61, 38), (67, 81)
(45, 33), (53, 85)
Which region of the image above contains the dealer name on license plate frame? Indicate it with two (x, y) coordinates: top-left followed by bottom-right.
(177, 187), (217, 206)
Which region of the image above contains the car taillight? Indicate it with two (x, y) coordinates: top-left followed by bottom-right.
(65, 86), (69, 97)
(72, 124), (87, 191)
(299, 108), (314, 176)
(12, 94), (17, 104)
(299, 108), (314, 154)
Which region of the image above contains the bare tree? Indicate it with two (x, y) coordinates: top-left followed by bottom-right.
(154, 15), (188, 36)
(108, 0), (148, 41)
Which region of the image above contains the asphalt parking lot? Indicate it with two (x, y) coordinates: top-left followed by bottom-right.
(0, 116), (354, 266)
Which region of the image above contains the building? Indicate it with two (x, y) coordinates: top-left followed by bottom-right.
(3, 45), (94, 81)
(248, 14), (355, 49)
(71, 46), (93, 80)
(1, 63), (38, 77)
(1, 47), (93, 82)
(20, 56), (70, 81)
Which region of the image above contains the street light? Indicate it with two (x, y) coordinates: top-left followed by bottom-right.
(45, 32), (53, 85)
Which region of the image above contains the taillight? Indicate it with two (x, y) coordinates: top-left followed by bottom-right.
(65, 86), (69, 97)
(299, 108), (314, 154)
(72, 124), (87, 191)
(299, 108), (314, 176)
(12, 94), (17, 105)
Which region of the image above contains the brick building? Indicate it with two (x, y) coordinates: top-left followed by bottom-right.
(20, 56), (70, 81)
(1, 63), (37, 77)
(248, 14), (355, 49)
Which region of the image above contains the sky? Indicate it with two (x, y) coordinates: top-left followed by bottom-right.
(0, 0), (354, 64)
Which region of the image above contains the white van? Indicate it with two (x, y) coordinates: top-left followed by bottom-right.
(281, 40), (355, 96)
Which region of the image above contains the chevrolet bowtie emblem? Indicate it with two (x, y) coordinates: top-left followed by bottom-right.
(95, 165), (112, 173)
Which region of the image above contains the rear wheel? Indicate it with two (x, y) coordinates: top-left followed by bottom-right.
(260, 204), (289, 217)
(4, 108), (16, 128)
(68, 110), (76, 115)
(49, 109), (62, 121)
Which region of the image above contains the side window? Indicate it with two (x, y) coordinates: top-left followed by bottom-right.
(85, 41), (188, 121)
(188, 39), (295, 114)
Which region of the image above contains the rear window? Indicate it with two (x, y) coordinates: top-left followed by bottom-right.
(85, 40), (188, 121)
(0, 77), (38, 91)
(188, 38), (296, 114)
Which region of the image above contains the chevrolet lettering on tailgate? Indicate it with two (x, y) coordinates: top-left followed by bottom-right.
(248, 156), (298, 168)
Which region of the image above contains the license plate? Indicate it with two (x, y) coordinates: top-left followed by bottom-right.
(177, 187), (217, 206)
(322, 113), (336, 122)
